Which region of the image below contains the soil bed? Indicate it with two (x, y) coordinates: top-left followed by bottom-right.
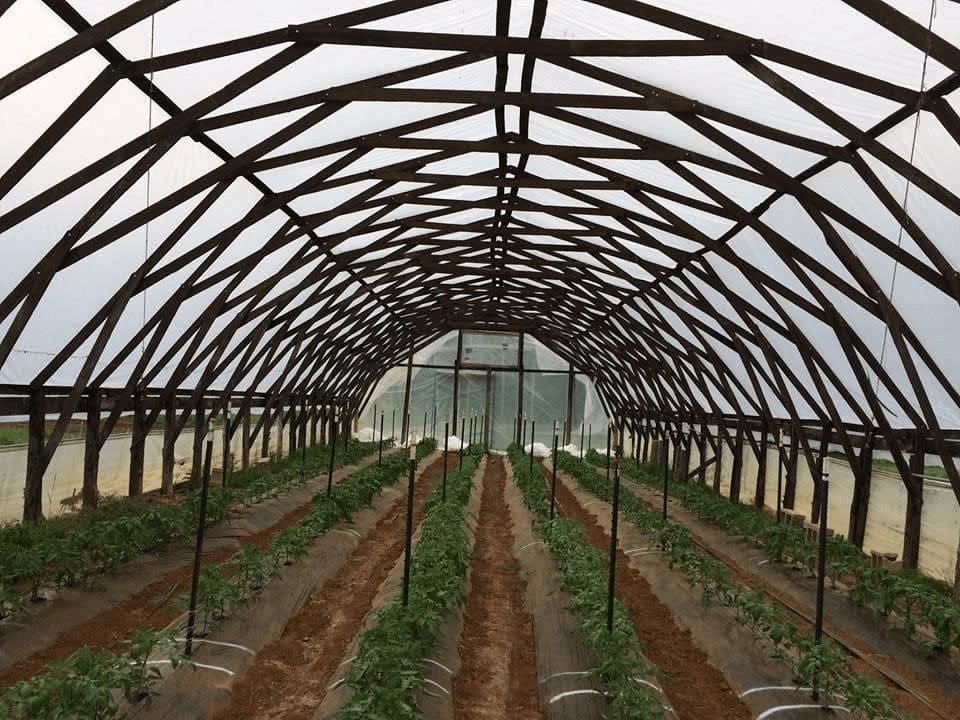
(543, 461), (751, 720)
(209, 453), (449, 720)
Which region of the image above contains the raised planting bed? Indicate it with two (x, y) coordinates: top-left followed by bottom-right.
(563, 451), (908, 720)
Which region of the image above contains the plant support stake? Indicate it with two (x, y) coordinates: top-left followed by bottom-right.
(402, 440), (418, 607)
(813, 475), (829, 700)
(460, 417), (466, 469)
(607, 434), (622, 633)
(185, 422), (215, 657)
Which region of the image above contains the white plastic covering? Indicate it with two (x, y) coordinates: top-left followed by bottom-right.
(0, 0), (959, 434)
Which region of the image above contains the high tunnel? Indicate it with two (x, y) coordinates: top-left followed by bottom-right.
(1, 1), (960, 585)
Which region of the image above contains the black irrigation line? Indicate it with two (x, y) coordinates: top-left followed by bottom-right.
(615, 471), (954, 720)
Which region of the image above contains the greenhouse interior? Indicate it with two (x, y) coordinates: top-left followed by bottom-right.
(2, 1), (960, 719)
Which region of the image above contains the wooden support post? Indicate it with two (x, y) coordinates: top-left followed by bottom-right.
(755, 423), (768, 509)
(712, 427), (723, 494)
(784, 433), (799, 510)
(191, 399), (206, 487)
(288, 397), (297, 455)
(729, 421), (744, 504)
(698, 419), (708, 485)
(453, 331), (463, 437)
(260, 400), (272, 458)
(83, 389), (102, 508)
(565, 363), (575, 445)
(23, 388), (46, 522)
(401, 354), (413, 442)
(298, 396), (308, 450)
(222, 401), (232, 485)
(129, 392), (146, 497)
(516, 331), (524, 445)
(161, 393), (177, 494)
(641, 415), (650, 462)
(902, 432), (925, 569)
(241, 404), (251, 470)
(811, 423), (831, 523)
(848, 428), (874, 549)
(277, 400), (285, 458)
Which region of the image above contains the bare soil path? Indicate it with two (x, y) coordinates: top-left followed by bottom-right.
(452, 454), (543, 720)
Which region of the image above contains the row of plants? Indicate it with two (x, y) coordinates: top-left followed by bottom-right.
(179, 441), (432, 636)
(0, 631), (183, 720)
(508, 445), (666, 720)
(0, 441), (382, 618)
(564, 451), (902, 720)
(337, 445), (483, 720)
(0, 441), (428, 719)
(586, 449), (960, 656)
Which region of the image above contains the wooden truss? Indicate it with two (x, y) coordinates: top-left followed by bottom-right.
(1, 0), (960, 569)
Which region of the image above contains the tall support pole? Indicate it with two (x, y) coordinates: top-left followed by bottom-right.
(755, 422), (768, 509)
(241, 404), (251, 470)
(260, 399), (272, 458)
(453, 330), (463, 434)
(222, 401), (232, 487)
(391, 408), (396, 442)
(432, 404), (437, 440)
(129, 391), (146, 497)
(423, 410), (428, 441)
(811, 423), (831, 523)
(812, 476), (830, 700)
(460, 416), (466, 469)
(580, 422), (585, 460)
(848, 427), (874, 549)
(642, 414), (651, 462)
(24, 388), (45, 522)
(276, 399), (284, 459)
(516, 331), (524, 445)
(606, 427), (622, 633)
(565, 363), (575, 445)
(83, 389), (102, 508)
(161, 393), (177, 494)
(298, 396), (308, 451)
(902, 431), (925, 569)
(784, 433), (799, 509)
(712, 427), (723, 495)
(191, 398), (206, 488)
(662, 435), (669, 519)
(729, 420), (744, 504)
(401, 354), (414, 443)
(326, 411), (338, 497)
(402, 440), (418, 607)
(310, 397), (318, 447)
(288, 397), (297, 455)
(185, 420), (214, 657)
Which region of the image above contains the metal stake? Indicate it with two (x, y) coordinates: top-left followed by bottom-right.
(529, 419), (536, 476)
(776, 428), (784, 524)
(813, 476), (829, 700)
(378, 412), (384, 466)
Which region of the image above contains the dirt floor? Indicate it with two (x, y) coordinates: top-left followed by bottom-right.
(452, 455), (542, 720)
